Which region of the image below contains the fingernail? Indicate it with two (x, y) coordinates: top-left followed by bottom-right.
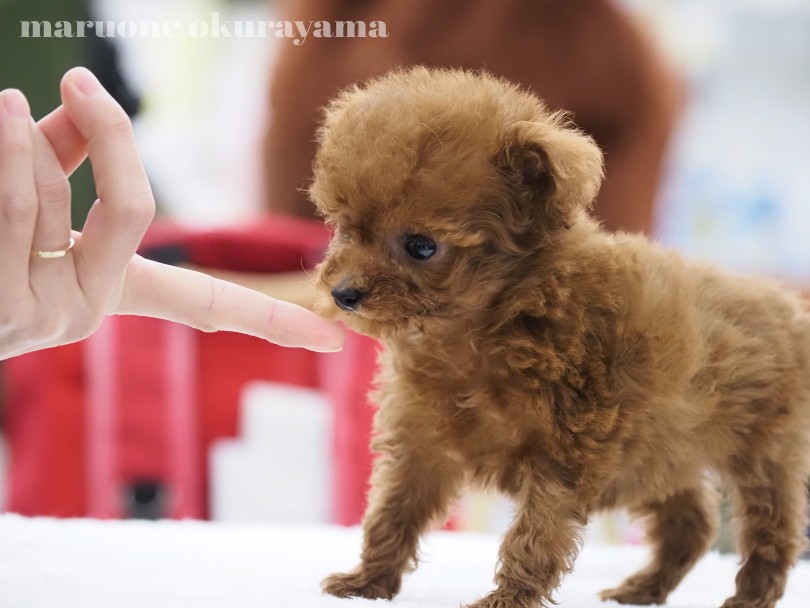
(1, 90), (30, 120)
(317, 342), (344, 353)
(318, 328), (346, 353)
(69, 68), (102, 96)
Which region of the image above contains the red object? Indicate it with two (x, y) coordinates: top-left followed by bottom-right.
(3, 216), (378, 523)
(321, 332), (379, 525)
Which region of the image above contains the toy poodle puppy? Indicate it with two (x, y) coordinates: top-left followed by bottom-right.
(310, 67), (810, 608)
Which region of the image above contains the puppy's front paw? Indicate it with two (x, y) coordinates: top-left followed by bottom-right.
(322, 569), (401, 600)
(719, 596), (775, 608)
(464, 590), (540, 608)
(599, 581), (667, 605)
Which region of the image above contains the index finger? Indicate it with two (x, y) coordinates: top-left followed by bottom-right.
(60, 67), (155, 299)
(118, 256), (346, 353)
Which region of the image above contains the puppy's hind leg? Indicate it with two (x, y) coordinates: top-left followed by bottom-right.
(719, 454), (809, 608)
(322, 440), (463, 600)
(599, 481), (718, 605)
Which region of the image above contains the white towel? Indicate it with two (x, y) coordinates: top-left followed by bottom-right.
(0, 514), (807, 608)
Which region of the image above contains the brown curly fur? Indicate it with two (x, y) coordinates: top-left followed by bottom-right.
(310, 67), (810, 608)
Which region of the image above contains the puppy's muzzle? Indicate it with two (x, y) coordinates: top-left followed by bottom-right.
(331, 286), (366, 312)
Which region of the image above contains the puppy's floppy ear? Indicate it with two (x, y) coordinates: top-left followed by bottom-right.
(496, 117), (604, 232)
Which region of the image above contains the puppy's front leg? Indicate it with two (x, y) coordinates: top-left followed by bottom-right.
(322, 440), (462, 600)
(467, 478), (586, 608)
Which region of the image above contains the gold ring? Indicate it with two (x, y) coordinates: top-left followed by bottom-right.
(31, 237), (75, 259)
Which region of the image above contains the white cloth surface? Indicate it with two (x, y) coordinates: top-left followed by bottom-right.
(0, 514), (808, 608)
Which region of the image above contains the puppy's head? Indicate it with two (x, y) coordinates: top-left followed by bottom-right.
(311, 67), (603, 338)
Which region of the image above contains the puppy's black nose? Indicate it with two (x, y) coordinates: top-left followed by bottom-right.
(331, 286), (366, 312)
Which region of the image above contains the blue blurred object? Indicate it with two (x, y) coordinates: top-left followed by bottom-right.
(655, 2), (810, 286)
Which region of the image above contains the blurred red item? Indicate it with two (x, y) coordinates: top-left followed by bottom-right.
(3, 216), (377, 524)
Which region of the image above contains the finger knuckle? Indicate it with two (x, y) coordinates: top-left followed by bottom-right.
(36, 174), (70, 206)
(198, 278), (228, 333)
(33, 311), (63, 342)
(117, 194), (156, 232)
(0, 302), (24, 334)
(1, 191), (36, 224)
(65, 314), (103, 343)
(0, 134), (32, 159)
(101, 108), (134, 139)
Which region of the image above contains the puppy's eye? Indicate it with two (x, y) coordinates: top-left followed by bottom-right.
(404, 234), (437, 260)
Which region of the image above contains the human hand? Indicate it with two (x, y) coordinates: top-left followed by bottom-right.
(0, 67), (345, 361)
